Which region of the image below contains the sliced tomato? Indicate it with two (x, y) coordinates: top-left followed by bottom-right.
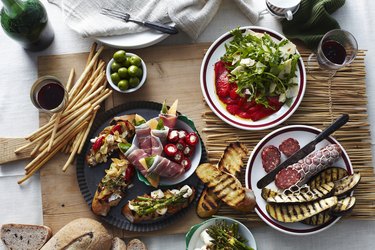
(229, 85), (240, 100)
(215, 61), (230, 98)
(220, 96), (239, 105)
(237, 111), (253, 119)
(248, 97), (284, 121)
(241, 100), (256, 111)
(226, 104), (240, 115)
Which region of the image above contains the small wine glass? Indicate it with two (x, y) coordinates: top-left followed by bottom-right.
(30, 76), (68, 113)
(307, 29), (358, 79)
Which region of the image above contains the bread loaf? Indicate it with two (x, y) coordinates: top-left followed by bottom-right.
(40, 218), (112, 250)
(111, 237), (126, 250)
(1, 223), (52, 250)
(127, 239), (147, 250)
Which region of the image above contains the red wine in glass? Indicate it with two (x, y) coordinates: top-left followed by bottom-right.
(322, 40), (347, 65)
(37, 83), (65, 110)
(30, 76), (68, 113)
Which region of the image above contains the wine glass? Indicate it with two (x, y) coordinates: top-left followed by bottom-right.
(30, 76), (68, 113)
(307, 29), (358, 79)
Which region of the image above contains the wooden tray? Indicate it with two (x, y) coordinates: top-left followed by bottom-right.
(37, 44), (212, 237)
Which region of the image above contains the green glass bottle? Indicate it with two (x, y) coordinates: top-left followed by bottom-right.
(0, 0), (54, 51)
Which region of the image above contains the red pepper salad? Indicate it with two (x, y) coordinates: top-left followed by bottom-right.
(215, 28), (300, 121)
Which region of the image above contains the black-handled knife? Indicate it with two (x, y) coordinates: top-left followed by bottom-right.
(256, 114), (349, 189)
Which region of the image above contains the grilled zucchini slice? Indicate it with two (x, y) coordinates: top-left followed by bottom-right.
(334, 173), (361, 197)
(266, 182), (334, 204)
(261, 188), (279, 200)
(308, 167), (348, 189)
(266, 196), (338, 223)
(330, 196), (356, 217)
(302, 196), (356, 225)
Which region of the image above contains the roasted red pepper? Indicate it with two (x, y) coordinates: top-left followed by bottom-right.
(173, 151), (183, 163)
(185, 132), (198, 146)
(178, 130), (188, 139)
(167, 130), (179, 143)
(111, 124), (122, 134)
(124, 165), (134, 183)
(181, 157), (191, 171)
(92, 136), (104, 152)
(176, 138), (186, 151)
(164, 144), (178, 157)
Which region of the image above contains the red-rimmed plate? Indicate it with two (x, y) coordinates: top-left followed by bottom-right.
(245, 125), (353, 235)
(200, 26), (306, 130)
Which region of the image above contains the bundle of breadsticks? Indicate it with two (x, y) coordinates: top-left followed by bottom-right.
(15, 43), (112, 184)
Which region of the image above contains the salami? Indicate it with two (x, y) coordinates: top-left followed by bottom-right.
(261, 145), (281, 173)
(279, 138), (300, 157)
(275, 144), (342, 190)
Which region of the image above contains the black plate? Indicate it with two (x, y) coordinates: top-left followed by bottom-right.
(76, 101), (206, 232)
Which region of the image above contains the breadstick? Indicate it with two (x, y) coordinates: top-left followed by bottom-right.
(47, 112), (62, 152)
(62, 130), (85, 172)
(20, 122), (88, 184)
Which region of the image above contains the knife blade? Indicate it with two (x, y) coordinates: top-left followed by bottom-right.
(256, 114), (349, 189)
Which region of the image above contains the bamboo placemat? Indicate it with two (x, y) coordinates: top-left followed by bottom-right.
(202, 49), (375, 221)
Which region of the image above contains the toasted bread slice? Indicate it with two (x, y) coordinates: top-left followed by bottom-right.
(196, 188), (220, 218)
(196, 163), (255, 212)
(196, 142), (248, 217)
(218, 142), (248, 176)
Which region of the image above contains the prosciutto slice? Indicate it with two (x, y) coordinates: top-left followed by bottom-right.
(151, 126), (169, 145)
(159, 114), (177, 129)
(125, 144), (149, 176)
(135, 123), (163, 156)
(147, 155), (185, 178)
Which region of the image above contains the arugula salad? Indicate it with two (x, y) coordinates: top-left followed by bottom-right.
(215, 28), (300, 121)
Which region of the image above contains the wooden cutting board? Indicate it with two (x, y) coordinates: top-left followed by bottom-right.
(36, 43), (218, 237)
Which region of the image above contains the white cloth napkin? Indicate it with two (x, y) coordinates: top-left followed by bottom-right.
(48, 0), (261, 39)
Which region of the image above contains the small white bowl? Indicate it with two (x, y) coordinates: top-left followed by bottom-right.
(186, 217), (257, 250)
(106, 52), (147, 93)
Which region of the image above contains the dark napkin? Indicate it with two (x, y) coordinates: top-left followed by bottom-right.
(281, 0), (346, 50)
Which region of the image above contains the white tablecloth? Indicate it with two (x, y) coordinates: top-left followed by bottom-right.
(1, 0), (374, 249)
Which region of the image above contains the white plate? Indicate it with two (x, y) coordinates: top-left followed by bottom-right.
(185, 217), (257, 250)
(200, 26), (306, 130)
(245, 125), (353, 235)
(96, 23), (174, 49)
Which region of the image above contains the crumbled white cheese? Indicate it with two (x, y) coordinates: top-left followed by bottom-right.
(151, 189), (164, 199)
(156, 207), (168, 215)
(108, 193), (121, 203)
(180, 185), (193, 198)
(230, 65), (244, 75)
(278, 59), (292, 78)
(279, 41), (296, 58)
(128, 202), (138, 211)
(232, 53), (241, 65)
(105, 134), (114, 144)
(200, 229), (214, 247)
(240, 58), (255, 67)
(90, 137), (98, 143)
(170, 189), (180, 195)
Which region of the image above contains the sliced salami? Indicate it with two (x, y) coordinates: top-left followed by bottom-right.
(274, 144), (342, 190)
(279, 138), (300, 157)
(275, 168), (301, 190)
(261, 145), (281, 173)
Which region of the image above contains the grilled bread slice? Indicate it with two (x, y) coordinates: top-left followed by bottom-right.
(218, 142), (249, 176)
(196, 143), (248, 218)
(196, 163), (255, 212)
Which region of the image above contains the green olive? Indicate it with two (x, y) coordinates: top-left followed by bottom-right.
(129, 77), (140, 88)
(136, 68), (143, 78)
(128, 65), (139, 77)
(110, 73), (121, 84)
(118, 79), (129, 91)
(118, 67), (129, 79)
(113, 50), (126, 63)
(111, 62), (121, 72)
(122, 57), (131, 68)
(129, 55), (142, 67)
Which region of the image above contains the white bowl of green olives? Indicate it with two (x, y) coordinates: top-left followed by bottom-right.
(106, 50), (147, 93)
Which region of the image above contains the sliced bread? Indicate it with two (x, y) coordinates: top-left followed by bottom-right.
(1, 223), (52, 250)
(111, 237), (126, 250)
(126, 239), (147, 250)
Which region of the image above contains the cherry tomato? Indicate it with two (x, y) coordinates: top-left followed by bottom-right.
(181, 157), (191, 171)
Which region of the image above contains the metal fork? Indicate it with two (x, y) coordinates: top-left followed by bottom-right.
(101, 8), (178, 35)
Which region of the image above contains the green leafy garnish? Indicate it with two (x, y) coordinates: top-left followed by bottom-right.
(160, 100), (168, 114)
(145, 156), (155, 167)
(133, 118), (146, 126)
(221, 28), (300, 108)
(156, 118), (164, 130)
(118, 142), (132, 154)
